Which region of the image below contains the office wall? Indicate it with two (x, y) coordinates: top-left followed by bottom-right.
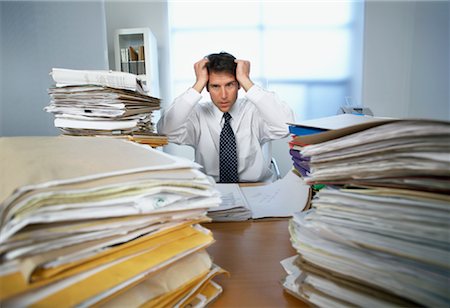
(363, 0), (449, 120)
(104, 1), (192, 162)
(0, 1), (109, 136)
(0, 3), (3, 135)
(104, 1), (172, 107)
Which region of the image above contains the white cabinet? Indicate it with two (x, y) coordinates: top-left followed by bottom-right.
(114, 28), (160, 97)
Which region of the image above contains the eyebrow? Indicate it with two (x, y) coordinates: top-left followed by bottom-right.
(210, 81), (236, 87)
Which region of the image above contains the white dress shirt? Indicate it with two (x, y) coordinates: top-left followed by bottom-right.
(157, 85), (295, 182)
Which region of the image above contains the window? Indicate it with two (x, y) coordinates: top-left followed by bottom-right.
(169, 1), (363, 121)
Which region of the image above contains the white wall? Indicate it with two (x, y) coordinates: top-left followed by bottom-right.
(272, 1), (367, 179)
(104, 1), (172, 107)
(0, 1), (109, 136)
(362, 0), (449, 120)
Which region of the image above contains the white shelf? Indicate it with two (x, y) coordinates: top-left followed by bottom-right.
(114, 28), (160, 97)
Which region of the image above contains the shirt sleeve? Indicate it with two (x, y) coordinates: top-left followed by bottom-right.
(156, 88), (202, 145)
(245, 85), (295, 139)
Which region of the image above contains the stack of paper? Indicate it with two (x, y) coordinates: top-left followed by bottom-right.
(287, 114), (390, 180)
(127, 134), (168, 148)
(0, 136), (226, 307)
(281, 118), (450, 307)
(209, 171), (311, 221)
(207, 183), (252, 221)
(45, 68), (166, 144)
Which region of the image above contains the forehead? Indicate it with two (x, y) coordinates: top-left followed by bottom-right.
(208, 72), (236, 85)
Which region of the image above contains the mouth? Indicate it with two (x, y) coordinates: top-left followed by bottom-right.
(215, 100), (232, 112)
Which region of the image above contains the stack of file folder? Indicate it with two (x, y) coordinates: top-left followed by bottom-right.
(0, 136), (226, 307)
(287, 114), (387, 180)
(281, 117), (450, 307)
(45, 68), (167, 147)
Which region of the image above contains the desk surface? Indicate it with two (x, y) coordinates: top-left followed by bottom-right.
(205, 220), (305, 307)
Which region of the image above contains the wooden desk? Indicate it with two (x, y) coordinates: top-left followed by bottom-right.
(204, 220), (306, 307)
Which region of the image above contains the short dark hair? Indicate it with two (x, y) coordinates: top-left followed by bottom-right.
(206, 52), (237, 76)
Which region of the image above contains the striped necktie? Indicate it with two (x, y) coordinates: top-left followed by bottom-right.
(219, 112), (238, 183)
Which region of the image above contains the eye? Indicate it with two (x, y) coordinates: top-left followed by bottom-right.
(226, 82), (237, 89)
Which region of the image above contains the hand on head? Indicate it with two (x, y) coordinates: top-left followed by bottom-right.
(192, 55), (254, 94)
(193, 58), (209, 93)
(234, 59), (254, 91)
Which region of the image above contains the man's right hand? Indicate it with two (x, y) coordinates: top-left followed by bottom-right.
(193, 58), (209, 93)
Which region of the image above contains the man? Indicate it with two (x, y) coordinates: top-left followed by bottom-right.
(157, 52), (294, 182)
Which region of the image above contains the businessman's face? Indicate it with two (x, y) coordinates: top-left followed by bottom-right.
(208, 71), (239, 113)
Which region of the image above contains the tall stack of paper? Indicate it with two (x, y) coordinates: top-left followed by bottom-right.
(45, 68), (167, 147)
(0, 136), (226, 307)
(281, 118), (450, 307)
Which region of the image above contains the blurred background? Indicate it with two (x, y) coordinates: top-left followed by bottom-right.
(1, 0), (448, 176)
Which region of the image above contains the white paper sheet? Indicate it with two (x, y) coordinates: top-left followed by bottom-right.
(213, 171), (310, 220)
(241, 170), (310, 219)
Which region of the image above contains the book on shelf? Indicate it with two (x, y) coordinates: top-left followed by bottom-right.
(120, 48), (129, 62)
(138, 45), (145, 61)
(120, 48), (129, 73)
(119, 46), (145, 75)
(128, 46), (138, 61)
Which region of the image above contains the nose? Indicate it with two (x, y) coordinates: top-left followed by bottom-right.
(220, 87), (227, 98)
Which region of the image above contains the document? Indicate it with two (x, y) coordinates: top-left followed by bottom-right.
(0, 136), (227, 307)
(289, 114), (395, 145)
(4, 225), (214, 307)
(207, 183), (252, 221)
(283, 117), (450, 308)
(0, 136), (200, 207)
(51, 68), (142, 92)
(288, 113), (385, 131)
(211, 170), (311, 221)
(93, 250), (213, 307)
(300, 119), (450, 192)
(46, 70), (161, 137)
(54, 117), (145, 130)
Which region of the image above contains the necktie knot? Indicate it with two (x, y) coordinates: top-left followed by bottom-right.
(223, 112), (232, 123)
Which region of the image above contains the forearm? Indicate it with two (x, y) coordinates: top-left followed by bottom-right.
(193, 79), (207, 94)
(239, 77), (254, 92)
(235, 59), (254, 91)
